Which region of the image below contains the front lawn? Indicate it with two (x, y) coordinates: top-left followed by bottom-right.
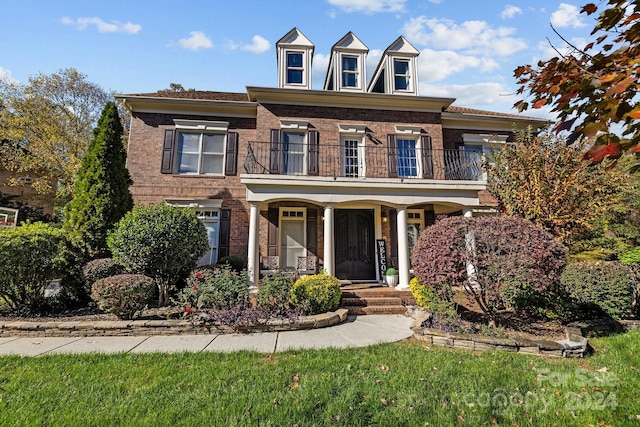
(1, 331), (639, 426)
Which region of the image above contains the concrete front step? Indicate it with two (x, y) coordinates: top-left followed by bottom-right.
(344, 305), (408, 315)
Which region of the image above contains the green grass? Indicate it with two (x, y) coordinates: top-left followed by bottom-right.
(1, 331), (639, 426)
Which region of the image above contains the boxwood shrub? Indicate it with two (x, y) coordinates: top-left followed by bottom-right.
(91, 274), (155, 319)
(82, 258), (124, 294)
(290, 274), (341, 315)
(561, 261), (637, 319)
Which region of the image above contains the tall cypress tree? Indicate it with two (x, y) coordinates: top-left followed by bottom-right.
(63, 101), (133, 259)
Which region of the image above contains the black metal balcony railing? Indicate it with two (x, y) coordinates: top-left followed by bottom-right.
(243, 141), (484, 181)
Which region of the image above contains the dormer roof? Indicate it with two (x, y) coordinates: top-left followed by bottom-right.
(367, 36), (420, 95)
(324, 32), (369, 92)
(276, 28), (314, 90)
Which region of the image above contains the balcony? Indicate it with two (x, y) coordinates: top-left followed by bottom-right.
(243, 141), (483, 181)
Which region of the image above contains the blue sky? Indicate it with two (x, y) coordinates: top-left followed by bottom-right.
(1, 0), (595, 117)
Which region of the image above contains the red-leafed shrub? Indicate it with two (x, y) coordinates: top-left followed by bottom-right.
(411, 216), (566, 324)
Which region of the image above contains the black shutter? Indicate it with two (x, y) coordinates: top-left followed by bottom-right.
(161, 129), (175, 174)
(387, 134), (398, 178)
(218, 209), (231, 258)
(307, 130), (319, 176)
(421, 135), (434, 179)
(267, 207), (279, 256)
(424, 209), (436, 227)
(269, 129), (281, 173)
(224, 132), (238, 176)
(306, 208), (318, 257)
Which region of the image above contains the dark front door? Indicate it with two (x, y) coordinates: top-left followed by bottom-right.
(334, 209), (376, 281)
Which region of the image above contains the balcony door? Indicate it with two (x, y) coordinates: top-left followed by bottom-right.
(334, 209), (376, 281)
(342, 137), (365, 177)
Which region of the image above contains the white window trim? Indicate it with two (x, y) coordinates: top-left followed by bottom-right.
(341, 135), (366, 178)
(338, 123), (367, 134)
(281, 130), (308, 175)
(280, 120), (309, 130)
(339, 53), (361, 90)
(284, 50), (307, 87)
(176, 131), (227, 176)
(392, 58), (412, 93)
(395, 125), (422, 135)
(396, 136), (422, 179)
(173, 119), (229, 132)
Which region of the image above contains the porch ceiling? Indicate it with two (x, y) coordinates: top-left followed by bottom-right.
(241, 174), (484, 207)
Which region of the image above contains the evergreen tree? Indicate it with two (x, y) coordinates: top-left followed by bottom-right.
(63, 101), (133, 259)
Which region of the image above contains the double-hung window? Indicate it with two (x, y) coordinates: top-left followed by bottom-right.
(341, 55), (359, 89)
(282, 131), (306, 175)
(177, 132), (226, 175)
(286, 51), (304, 85)
(171, 120), (230, 176)
(393, 59), (411, 91)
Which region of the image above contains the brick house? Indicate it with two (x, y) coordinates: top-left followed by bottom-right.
(117, 28), (546, 289)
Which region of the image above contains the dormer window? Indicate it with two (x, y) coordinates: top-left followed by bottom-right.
(341, 55), (359, 88)
(286, 51), (305, 85)
(324, 32), (368, 93)
(368, 36), (419, 95)
(277, 28), (314, 89)
(393, 59), (411, 91)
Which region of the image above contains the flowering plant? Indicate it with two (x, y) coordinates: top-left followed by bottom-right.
(175, 265), (249, 315)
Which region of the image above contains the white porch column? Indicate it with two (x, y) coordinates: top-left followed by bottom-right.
(323, 205), (335, 276)
(395, 206), (410, 290)
(247, 203), (260, 290)
(463, 208), (473, 218)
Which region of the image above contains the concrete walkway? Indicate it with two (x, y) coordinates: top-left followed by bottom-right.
(0, 315), (414, 357)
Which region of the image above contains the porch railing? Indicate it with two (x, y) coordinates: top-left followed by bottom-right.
(243, 141), (484, 181)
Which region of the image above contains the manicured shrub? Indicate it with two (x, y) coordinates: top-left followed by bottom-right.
(561, 262), (637, 319)
(0, 222), (64, 312)
(177, 266), (249, 312)
(411, 216), (566, 325)
(91, 274), (155, 319)
(290, 274), (341, 315)
(82, 258), (124, 293)
(257, 272), (296, 316)
(409, 277), (456, 318)
(107, 203), (209, 305)
(621, 247), (640, 265)
(217, 255), (245, 272)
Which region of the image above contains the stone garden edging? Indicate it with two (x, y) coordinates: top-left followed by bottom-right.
(409, 310), (589, 358)
(0, 308), (349, 338)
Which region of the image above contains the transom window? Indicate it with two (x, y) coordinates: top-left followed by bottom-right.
(393, 59), (410, 91)
(341, 55), (359, 88)
(286, 52), (304, 85)
(177, 132), (226, 175)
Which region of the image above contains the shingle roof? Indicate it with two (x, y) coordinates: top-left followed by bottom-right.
(124, 91), (249, 102)
(444, 105), (544, 121)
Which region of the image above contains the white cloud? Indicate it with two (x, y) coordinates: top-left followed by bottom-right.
(327, 0), (406, 14)
(427, 0), (442, 4)
(312, 53), (331, 83)
(241, 35), (270, 53)
(402, 16), (527, 56)
(61, 16), (141, 34)
(534, 36), (589, 62)
(0, 66), (18, 84)
(421, 81), (517, 108)
(550, 3), (586, 28)
(178, 31), (213, 50)
(418, 49), (499, 82)
(501, 5), (522, 19)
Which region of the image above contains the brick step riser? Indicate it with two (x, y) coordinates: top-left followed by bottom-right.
(345, 306), (408, 315)
(341, 297), (404, 306)
(341, 291), (414, 299)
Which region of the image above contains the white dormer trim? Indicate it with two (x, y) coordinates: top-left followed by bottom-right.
(173, 119), (229, 131)
(395, 125), (423, 135)
(280, 119), (309, 130)
(324, 32), (368, 93)
(338, 123), (367, 134)
(367, 36), (420, 96)
(277, 28), (314, 90)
